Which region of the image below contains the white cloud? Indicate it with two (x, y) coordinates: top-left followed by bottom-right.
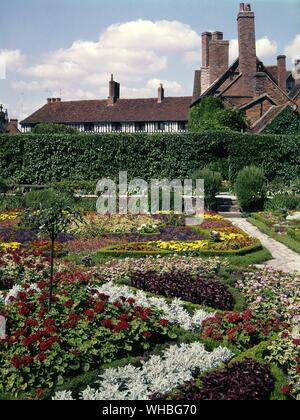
(184, 50), (200, 65)
(284, 34), (300, 61)
(229, 37), (278, 63)
(99, 20), (200, 52)
(256, 37), (278, 58)
(0, 49), (25, 79)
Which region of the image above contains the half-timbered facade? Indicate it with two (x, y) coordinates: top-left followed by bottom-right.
(20, 80), (191, 133)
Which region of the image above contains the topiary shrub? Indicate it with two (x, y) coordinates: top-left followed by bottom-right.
(192, 168), (222, 210)
(265, 193), (300, 212)
(235, 166), (267, 212)
(24, 189), (74, 209)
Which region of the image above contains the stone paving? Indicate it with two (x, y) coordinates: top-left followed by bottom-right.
(227, 217), (300, 275)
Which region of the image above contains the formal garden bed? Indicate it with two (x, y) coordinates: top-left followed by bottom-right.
(0, 207), (299, 401)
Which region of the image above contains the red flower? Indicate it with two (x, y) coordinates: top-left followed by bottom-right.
(94, 302), (105, 314)
(114, 321), (129, 332)
(43, 319), (56, 328)
(101, 319), (114, 329)
(143, 331), (152, 339)
(159, 319), (169, 326)
(262, 327), (269, 337)
(127, 297), (136, 305)
(36, 388), (45, 399)
(282, 331), (289, 338)
(292, 339), (300, 346)
(36, 352), (46, 362)
(281, 385), (291, 395)
(11, 356), (21, 369)
(17, 291), (27, 301)
(296, 365), (300, 374)
(26, 318), (39, 327)
(118, 314), (129, 322)
(64, 300), (74, 308)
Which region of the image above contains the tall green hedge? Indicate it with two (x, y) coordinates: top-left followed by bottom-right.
(0, 131), (300, 184)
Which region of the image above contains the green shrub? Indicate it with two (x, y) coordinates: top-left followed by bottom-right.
(192, 168), (222, 210)
(235, 166), (267, 212)
(24, 189), (74, 209)
(32, 123), (79, 134)
(207, 158), (229, 180)
(263, 106), (300, 135)
(188, 97), (247, 132)
(265, 193), (299, 211)
(0, 195), (25, 211)
(1, 132), (300, 185)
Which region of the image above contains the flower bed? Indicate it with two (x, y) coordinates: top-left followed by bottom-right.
(0, 249), (50, 290)
(266, 331), (300, 399)
(52, 343), (233, 400)
(129, 271), (235, 310)
(95, 282), (214, 331)
(201, 310), (285, 351)
(0, 272), (174, 397)
(236, 268), (300, 321)
(152, 359), (275, 401)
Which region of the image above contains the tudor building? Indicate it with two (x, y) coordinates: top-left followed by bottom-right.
(192, 3), (300, 133)
(20, 79), (191, 133)
(20, 3), (299, 134)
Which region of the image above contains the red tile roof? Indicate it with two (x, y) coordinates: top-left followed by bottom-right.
(6, 121), (20, 134)
(21, 97), (192, 125)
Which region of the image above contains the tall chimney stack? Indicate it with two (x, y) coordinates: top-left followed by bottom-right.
(202, 32), (212, 68)
(158, 83), (165, 103)
(277, 55), (287, 91)
(237, 3), (257, 97)
(209, 32), (229, 84)
(108, 74), (120, 106)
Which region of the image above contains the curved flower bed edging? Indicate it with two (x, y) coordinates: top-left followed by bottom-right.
(151, 359), (275, 401)
(52, 343), (234, 400)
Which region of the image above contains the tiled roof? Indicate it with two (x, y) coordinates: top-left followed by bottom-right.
(6, 121), (20, 134)
(20, 97), (192, 125)
(289, 85), (300, 100)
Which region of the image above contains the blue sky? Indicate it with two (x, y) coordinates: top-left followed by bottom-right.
(0, 0), (299, 120)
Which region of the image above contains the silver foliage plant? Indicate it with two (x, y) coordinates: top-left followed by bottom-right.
(91, 282), (215, 331)
(53, 343), (234, 400)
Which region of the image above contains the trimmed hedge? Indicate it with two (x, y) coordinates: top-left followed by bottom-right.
(0, 131), (300, 184)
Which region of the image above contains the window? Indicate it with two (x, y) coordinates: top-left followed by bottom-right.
(178, 122), (187, 131)
(135, 122), (146, 132)
(155, 122), (165, 132)
(84, 122), (94, 132)
(112, 122), (122, 132)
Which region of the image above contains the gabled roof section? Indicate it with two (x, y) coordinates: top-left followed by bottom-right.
(289, 85), (300, 100)
(21, 97), (192, 125)
(249, 103), (290, 134)
(238, 94), (277, 111)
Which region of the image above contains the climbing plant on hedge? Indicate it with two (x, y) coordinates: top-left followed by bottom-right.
(262, 106), (300, 135)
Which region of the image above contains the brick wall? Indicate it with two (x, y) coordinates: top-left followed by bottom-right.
(209, 39), (229, 84)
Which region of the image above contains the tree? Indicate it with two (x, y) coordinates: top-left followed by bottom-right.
(235, 166), (267, 212)
(31, 123), (79, 134)
(188, 97), (247, 132)
(21, 206), (81, 309)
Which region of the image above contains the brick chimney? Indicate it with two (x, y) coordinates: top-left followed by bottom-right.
(158, 83), (165, 103)
(295, 59), (300, 86)
(277, 55), (287, 91)
(202, 32), (212, 67)
(209, 32), (229, 84)
(9, 119), (18, 128)
(237, 3), (257, 97)
(47, 98), (61, 103)
(108, 74), (120, 106)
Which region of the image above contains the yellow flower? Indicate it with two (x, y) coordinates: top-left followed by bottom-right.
(0, 242), (22, 250)
(0, 212), (21, 222)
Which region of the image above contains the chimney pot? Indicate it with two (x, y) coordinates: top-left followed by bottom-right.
(212, 31), (223, 41)
(240, 3), (245, 11)
(245, 4), (251, 11)
(108, 74), (120, 105)
(158, 83), (165, 103)
(202, 32), (212, 67)
(47, 98), (51, 103)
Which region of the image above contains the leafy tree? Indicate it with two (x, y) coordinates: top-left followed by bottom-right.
(21, 206), (81, 309)
(188, 97), (247, 132)
(32, 123), (78, 134)
(235, 166), (267, 212)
